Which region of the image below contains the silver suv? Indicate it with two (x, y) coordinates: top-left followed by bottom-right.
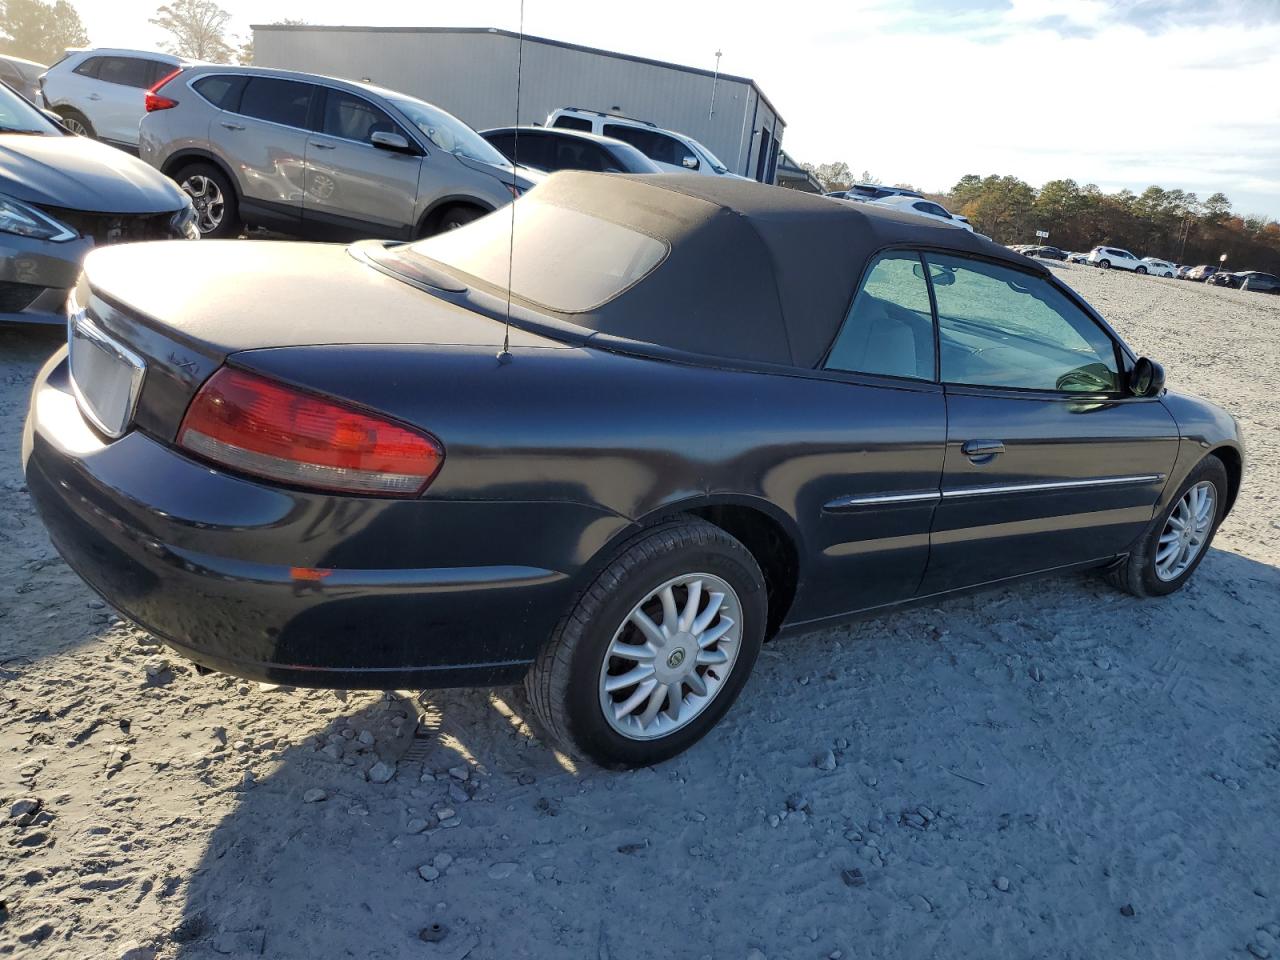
(140, 65), (541, 239)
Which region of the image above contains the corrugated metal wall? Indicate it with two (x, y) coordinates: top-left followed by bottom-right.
(252, 27), (783, 181)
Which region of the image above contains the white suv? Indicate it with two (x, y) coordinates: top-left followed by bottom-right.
(1087, 246), (1145, 272)
(545, 107), (749, 179)
(40, 48), (193, 148)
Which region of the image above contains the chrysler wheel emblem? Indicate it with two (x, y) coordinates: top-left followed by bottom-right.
(667, 649), (686, 669)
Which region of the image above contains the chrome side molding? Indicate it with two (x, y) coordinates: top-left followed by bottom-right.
(824, 474), (1164, 512)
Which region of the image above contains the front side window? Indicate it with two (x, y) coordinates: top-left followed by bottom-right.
(238, 78), (313, 129)
(604, 124), (696, 168)
(928, 254), (1120, 393)
(322, 90), (400, 144)
(825, 251), (936, 380)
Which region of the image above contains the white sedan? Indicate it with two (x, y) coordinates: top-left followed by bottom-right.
(872, 195), (974, 231)
(1141, 257), (1176, 278)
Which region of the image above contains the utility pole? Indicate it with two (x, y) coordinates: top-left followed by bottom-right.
(709, 49), (722, 119)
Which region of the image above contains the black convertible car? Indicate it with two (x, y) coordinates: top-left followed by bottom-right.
(23, 174), (1243, 767)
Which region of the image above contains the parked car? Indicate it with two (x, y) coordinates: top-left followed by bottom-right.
(1087, 246), (1145, 271)
(546, 106), (748, 179)
(1140, 257), (1176, 277)
(480, 126), (660, 174)
(0, 54), (45, 103)
(1175, 264), (1194, 279)
(0, 80), (197, 325)
(1068, 252), (1092, 264)
(1238, 271), (1280, 293)
(38, 48), (193, 148)
(1185, 265), (1218, 282)
(871, 194), (974, 231)
(23, 173), (1243, 766)
(827, 183), (924, 202)
(140, 65), (541, 239)
(1206, 271), (1242, 288)
(1023, 245), (1068, 261)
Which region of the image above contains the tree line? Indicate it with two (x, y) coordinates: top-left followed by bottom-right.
(0, 0), (298, 66)
(805, 162), (1280, 273)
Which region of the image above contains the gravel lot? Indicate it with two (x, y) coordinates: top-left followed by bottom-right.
(2, 264), (1278, 960)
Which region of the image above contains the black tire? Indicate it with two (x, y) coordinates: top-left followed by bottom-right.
(58, 108), (95, 138)
(1098, 260), (1111, 270)
(1135, 265), (1147, 275)
(1105, 455), (1228, 597)
(426, 204), (486, 236)
(174, 162), (242, 239)
(524, 519), (767, 768)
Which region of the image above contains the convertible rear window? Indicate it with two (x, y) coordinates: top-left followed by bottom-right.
(400, 201), (669, 313)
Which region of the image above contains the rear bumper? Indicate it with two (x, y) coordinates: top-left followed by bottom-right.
(23, 350), (622, 688)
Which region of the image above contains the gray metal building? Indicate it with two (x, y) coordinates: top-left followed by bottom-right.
(251, 25), (786, 183)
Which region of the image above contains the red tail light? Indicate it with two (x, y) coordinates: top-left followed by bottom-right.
(145, 68), (183, 111)
(178, 367), (444, 496)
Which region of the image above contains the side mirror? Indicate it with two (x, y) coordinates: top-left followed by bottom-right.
(42, 108), (69, 131)
(681, 155), (699, 170)
(1128, 357), (1165, 397)
(371, 131), (412, 152)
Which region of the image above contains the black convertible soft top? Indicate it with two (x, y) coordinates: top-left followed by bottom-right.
(404, 172), (1048, 368)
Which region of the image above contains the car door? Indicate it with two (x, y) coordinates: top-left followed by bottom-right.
(918, 253), (1180, 594)
(91, 56), (159, 144)
(302, 87), (424, 239)
(802, 250), (946, 618)
(222, 76), (316, 228)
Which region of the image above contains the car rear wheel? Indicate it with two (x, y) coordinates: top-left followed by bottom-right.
(524, 519), (766, 768)
(176, 163), (241, 239)
(1135, 265), (1148, 274)
(58, 109), (95, 138)
(1105, 455), (1227, 597)
(1098, 259), (1111, 269)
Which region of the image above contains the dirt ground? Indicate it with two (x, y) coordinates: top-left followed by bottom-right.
(2, 264), (1278, 960)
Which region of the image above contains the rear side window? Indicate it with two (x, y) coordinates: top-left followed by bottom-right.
(192, 74), (243, 110)
(825, 251), (936, 380)
(547, 136), (612, 172)
(72, 56), (101, 78)
(552, 115), (592, 132)
(321, 90), (400, 143)
(928, 254), (1120, 393)
(95, 57), (155, 89)
(603, 124), (697, 168)
(238, 77), (313, 129)
(499, 133), (553, 170)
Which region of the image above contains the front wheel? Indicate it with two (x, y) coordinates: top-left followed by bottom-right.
(176, 163), (241, 238)
(1098, 259), (1111, 269)
(1105, 455), (1227, 597)
(524, 519), (766, 768)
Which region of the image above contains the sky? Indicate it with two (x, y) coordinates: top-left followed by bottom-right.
(74, 0), (1280, 218)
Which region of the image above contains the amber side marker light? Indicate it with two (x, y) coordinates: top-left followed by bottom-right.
(178, 367), (443, 496)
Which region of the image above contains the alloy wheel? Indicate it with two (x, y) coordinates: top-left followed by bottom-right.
(1154, 481), (1216, 582)
(598, 572), (742, 741)
(62, 116), (90, 136)
(181, 175), (225, 234)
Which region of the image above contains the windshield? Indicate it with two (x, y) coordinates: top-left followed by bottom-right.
(387, 97), (509, 166)
(0, 82), (57, 135)
(686, 135), (728, 174)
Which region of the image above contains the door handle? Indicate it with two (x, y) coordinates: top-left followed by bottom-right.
(220, 121), (244, 131)
(310, 142), (336, 150)
(87, 93), (101, 101)
(961, 439), (1005, 463)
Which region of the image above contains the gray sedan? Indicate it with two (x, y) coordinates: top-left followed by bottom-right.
(0, 80), (197, 325)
